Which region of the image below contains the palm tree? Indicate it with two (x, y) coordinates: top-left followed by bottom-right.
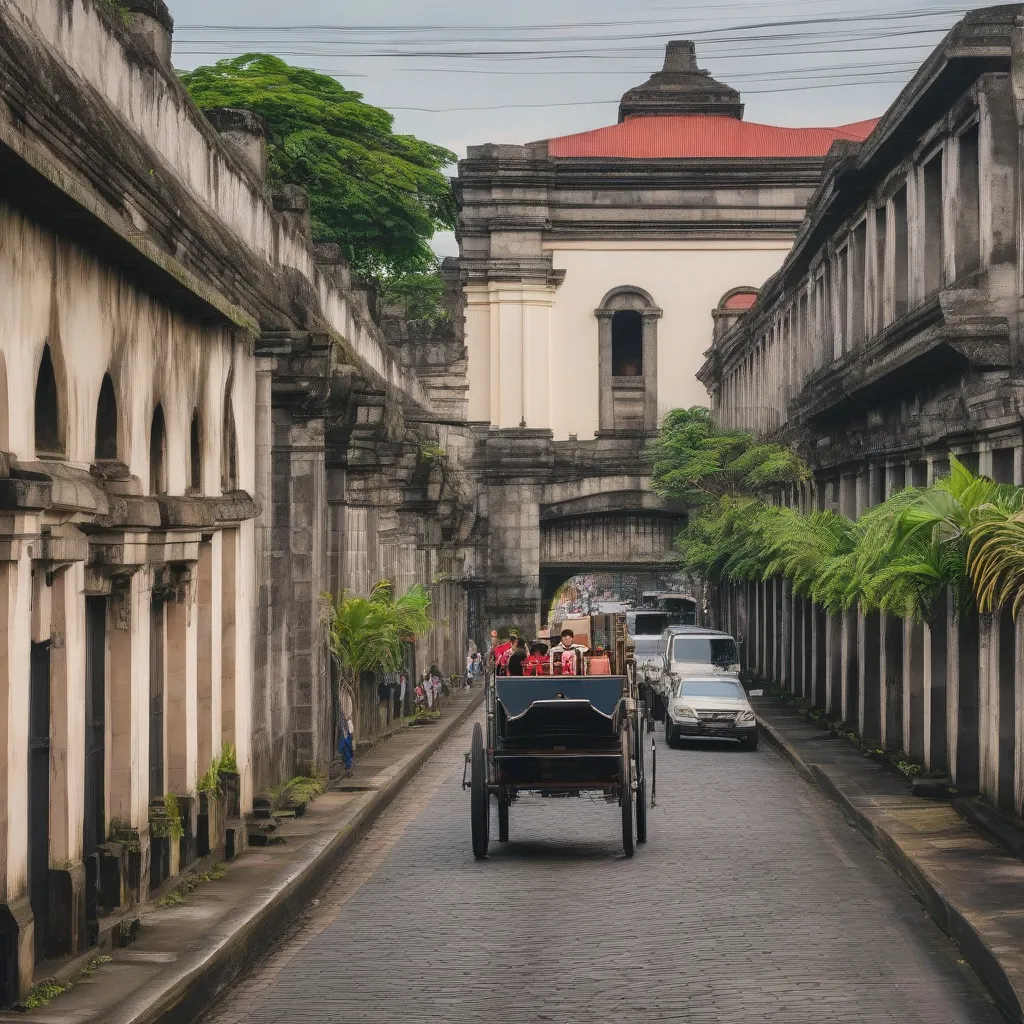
(966, 498), (1024, 616)
(873, 458), (1020, 621)
(326, 581), (433, 729)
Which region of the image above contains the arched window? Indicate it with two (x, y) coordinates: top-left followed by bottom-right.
(611, 311), (643, 377)
(149, 403), (167, 495)
(95, 374), (118, 461)
(189, 411), (202, 493)
(595, 287), (662, 435)
(222, 400), (237, 492)
(34, 344), (63, 456)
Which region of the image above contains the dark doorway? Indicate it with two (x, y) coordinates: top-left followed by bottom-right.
(28, 641), (50, 962)
(611, 311), (643, 377)
(94, 375), (118, 461)
(83, 599), (106, 861)
(149, 404), (167, 496)
(149, 599), (165, 802)
(34, 345), (62, 457)
(189, 411), (202, 493)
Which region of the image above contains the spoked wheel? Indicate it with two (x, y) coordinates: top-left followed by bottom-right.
(498, 792), (510, 842)
(471, 723), (489, 860)
(621, 728), (635, 859)
(634, 716), (648, 844)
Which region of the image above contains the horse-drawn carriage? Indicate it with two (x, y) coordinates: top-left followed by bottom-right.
(464, 614), (652, 859)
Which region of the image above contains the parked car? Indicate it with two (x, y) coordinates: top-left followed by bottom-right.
(664, 675), (761, 750)
(659, 626), (741, 684)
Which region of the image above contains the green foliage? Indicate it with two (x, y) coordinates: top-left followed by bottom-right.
(647, 407), (809, 509)
(326, 580), (432, 689)
(420, 442), (448, 462)
(25, 979), (71, 1009)
(99, 0), (131, 26)
(219, 742), (238, 774)
(179, 55), (456, 278)
(157, 865), (227, 907)
(269, 774), (326, 811)
(150, 794), (184, 840)
(197, 757), (223, 796)
(654, 406), (1024, 621)
(381, 263), (450, 325)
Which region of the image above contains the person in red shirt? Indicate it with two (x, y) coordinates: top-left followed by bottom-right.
(523, 642), (550, 676)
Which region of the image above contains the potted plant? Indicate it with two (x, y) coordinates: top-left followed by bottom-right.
(218, 742), (241, 819)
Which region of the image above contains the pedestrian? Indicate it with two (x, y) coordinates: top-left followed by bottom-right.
(429, 663), (442, 706)
(398, 671), (407, 714)
(338, 713), (354, 777)
(473, 652), (484, 679)
(466, 651), (475, 689)
(421, 669), (434, 709)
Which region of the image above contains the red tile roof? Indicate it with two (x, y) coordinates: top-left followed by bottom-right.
(722, 290), (759, 311)
(546, 115), (879, 159)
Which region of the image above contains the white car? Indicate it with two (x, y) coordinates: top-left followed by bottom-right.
(664, 675), (761, 751)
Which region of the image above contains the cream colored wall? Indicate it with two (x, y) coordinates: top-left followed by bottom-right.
(547, 241), (792, 440)
(0, 195), (257, 897)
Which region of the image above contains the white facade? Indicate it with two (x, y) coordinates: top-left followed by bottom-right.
(465, 240), (791, 439)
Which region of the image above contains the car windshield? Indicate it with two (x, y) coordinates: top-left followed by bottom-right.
(632, 613), (669, 635)
(676, 678), (746, 700)
(632, 636), (662, 657)
(672, 636), (738, 667)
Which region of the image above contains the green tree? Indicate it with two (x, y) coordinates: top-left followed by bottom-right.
(179, 54), (456, 277)
(647, 407), (809, 509)
(326, 581), (432, 707)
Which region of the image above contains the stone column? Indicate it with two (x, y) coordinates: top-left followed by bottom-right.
(196, 537), (221, 778)
(46, 562), (86, 957)
(165, 572), (198, 798)
(0, 534), (35, 1000)
(904, 618), (926, 761)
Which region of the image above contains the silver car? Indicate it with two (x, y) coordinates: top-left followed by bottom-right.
(664, 675), (760, 751)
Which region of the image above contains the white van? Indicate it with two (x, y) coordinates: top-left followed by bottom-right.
(658, 626), (741, 695)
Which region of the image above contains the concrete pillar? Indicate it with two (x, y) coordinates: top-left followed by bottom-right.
(196, 538), (221, 777)
(0, 541), (34, 1000)
(860, 612), (882, 743)
(221, 530), (238, 753)
(949, 613), (980, 792)
(842, 608), (858, 726)
(924, 608), (949, 773)
(904, 618), (925, 761)
(780, 581), (791, 691)
(108, 574), (148, 830)
(45, 563), (86, 957)
(165, 576), (198, 798)
(881, 613), (904, 751)
(1014, 613), (1024, 814)
(978, 613), (996, 802)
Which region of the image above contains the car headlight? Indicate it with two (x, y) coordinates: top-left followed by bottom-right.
(736, 709), (756, 724)
(672, 704), (698, 721)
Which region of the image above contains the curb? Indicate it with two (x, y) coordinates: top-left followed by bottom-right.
(757, 714), (1024, 1024)
(108, 689), (485, 1024)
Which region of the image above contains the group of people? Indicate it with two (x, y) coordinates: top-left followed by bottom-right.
(489, 627), (591, 677)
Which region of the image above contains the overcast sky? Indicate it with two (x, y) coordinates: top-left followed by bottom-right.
(165, 1), (995, 256)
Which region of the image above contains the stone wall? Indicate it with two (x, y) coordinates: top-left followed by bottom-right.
(698, 5), (1024, 816)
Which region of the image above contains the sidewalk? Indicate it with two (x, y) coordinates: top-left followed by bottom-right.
(0, 686), (483, 1024)
(753, 697), (1024, 1024)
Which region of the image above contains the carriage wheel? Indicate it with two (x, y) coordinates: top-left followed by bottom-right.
(634, 717), (648, 844)
(471, 723), (489, 860)
(621, 728), (635, 859)
(498, 793), (509, 843)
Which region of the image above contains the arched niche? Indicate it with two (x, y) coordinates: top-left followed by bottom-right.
(594, 286), (662, 435)
(189, 410), (202, 494)
(94, 373), (119, 461)
(150, 403), (167, 495)
(221, 397), (237, 492)
(34, 343), (64, 457)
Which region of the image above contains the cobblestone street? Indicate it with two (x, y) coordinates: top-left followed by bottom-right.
(201, 713), (1001, 1024)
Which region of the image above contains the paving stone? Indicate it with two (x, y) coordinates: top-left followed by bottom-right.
(200, 714), (1001, 1024)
